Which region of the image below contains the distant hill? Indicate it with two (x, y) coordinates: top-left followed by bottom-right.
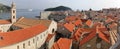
(0, 3), (11, 12)
(44, 6), (72, 11)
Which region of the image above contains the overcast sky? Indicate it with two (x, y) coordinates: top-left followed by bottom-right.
(0, 0), (120, 10)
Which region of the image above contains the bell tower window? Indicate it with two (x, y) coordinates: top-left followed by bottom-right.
(13, 10), (15, 13)
(13, 16), (15, 19)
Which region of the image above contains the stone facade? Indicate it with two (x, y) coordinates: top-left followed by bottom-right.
(0, 24), (12, 32)
(40, 11), (52, 20)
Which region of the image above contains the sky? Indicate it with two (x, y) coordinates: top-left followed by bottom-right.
(0, 0), (120, 10)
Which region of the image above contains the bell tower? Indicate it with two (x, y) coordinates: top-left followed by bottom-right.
(11, 2), (16, 23)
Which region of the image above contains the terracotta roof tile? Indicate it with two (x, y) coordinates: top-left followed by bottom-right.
(80, 25), (110, 46)
(86, 19), (92, 27)
(74, 19), (82, 26)
(51, 43), (59, 49)
(51, 38), (72, 49)
(99, 31), (110, 43)
(80, 30), (96, 46)
(13, 17), (51, 28)
(73, 28), (93, 41)
(0, 24), (47, 47)
(64, 23), (75, 32)
(65, 16), (80, 22)
(46, 34), (55, 42)
(0, 19), (11, 24)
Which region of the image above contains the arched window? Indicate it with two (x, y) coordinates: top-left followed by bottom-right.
(17, 46), (19, 49)
(13, 10), (15, 13)
(37, 37), (39, 41)
(13, 16), (15, 19)
(52, 29), (55, 33)
(23, 43), (25, 48)
(33, 39), (35, 43)
(28, 41), (30, 46)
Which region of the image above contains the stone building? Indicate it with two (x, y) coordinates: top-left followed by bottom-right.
(40, 11), (52, 20)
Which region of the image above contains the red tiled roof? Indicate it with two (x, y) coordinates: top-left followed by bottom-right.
(0, 19), (11, 24)
(64, 23), (75, 32)
(80, 30), (96, 46)
(86, 19), (92, 27)
(0, 24), (47, 47)
(65, 16), (80, 22)
(51, 43), (59, 49)
(99, 31), (110, 43)
(73, 28), (93, 41)
(74, 28), (83, 41)
(46, 34), (55, 42)
(74, 19), (82, 26)
(13, 17), (51, 29)
(80, 26), (110, 46)
(51, 38), (72, 49)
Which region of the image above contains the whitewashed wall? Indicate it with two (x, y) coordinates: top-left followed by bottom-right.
(0, 24), (12, 32)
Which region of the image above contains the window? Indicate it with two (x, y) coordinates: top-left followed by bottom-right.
(13, 16), (15, 19)
(96, 43), (101, 48)
(33, 39), (35, 43)
(28, 41), (30, 46)
(41, 35), (42, 39)
(13, 10), (15, 13)
(46, 32), (47, 34)
(17, 46), (19, 49)
(37, 37), (39, 41)
(52, 29), (55, 33)
(86, 44), (91, 48)
(23, 43), (25, 48)
(44, 33), (45, 36)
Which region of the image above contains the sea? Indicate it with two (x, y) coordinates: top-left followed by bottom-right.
(0, 9), (42, 19)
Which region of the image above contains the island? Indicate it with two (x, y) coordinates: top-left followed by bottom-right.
(44, 6), (72, 11)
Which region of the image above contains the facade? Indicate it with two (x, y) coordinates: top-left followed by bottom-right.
(45, 34), (56, 49)
(40, 11), (52, 20)
(0, 23), (12, 32)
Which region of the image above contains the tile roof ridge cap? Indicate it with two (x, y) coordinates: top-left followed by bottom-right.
(17, 16), (25, 22)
